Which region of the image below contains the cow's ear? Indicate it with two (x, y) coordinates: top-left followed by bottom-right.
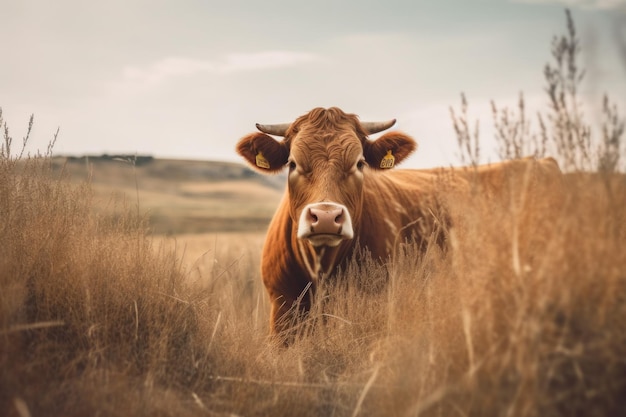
(363, 132), (416, 170)
(236, 132), (289, 173)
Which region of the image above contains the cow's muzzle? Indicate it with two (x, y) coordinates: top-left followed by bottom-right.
(297, 202), (354, 247)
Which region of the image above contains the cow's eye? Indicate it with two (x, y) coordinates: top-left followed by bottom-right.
(356, 160), (365, 171)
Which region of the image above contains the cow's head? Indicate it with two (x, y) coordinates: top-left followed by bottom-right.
(236, 107), (416, 248)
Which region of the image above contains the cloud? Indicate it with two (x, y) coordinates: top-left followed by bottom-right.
(116, 51), (320, 91)
(122, 57), (215, 85)
(219, 51), (320, 73)
(511, 0), (626, 10)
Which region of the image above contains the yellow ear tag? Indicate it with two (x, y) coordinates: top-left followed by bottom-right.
(255, 152), (270, 169)
(380, 150), (395, 169)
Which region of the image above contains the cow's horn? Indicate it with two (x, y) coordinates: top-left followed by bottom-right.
(255, 123), (291, 136)
(361, 119), (396, 134)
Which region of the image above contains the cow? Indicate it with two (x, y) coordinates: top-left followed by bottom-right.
(236, 107), (562, 342)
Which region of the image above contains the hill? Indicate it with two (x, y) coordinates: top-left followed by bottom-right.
(50, 155), (284, 234)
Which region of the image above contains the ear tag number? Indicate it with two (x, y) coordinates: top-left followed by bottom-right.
(380, 150), (395, 169)
(255, 152), (270, 169)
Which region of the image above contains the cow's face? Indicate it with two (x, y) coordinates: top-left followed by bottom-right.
(236, 107), (416, 248)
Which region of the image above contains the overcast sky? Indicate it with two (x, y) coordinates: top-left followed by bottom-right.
(2, 0), (625, 168)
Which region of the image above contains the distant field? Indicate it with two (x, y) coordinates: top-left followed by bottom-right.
(50, 155), (284, 234)
(49, 156), (273, 278)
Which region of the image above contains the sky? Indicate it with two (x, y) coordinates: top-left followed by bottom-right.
(1, 0), (625, 168)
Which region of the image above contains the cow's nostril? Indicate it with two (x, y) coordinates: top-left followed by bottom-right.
(335, 208), (346, 224)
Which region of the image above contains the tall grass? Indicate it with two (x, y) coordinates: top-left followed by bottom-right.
(1, 9), (625, 417)
(0, 110), (206, 415)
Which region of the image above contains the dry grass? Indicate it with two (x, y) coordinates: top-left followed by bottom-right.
(3, 146), (624, 416)
(1, 10), (625, 417)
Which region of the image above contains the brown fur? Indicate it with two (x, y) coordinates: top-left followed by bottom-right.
(236, 107), (563, 342)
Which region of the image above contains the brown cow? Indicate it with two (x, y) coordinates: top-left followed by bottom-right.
(236, 107), (561, 341)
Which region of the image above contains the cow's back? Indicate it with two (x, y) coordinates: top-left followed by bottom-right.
(356, 157), (564, 261)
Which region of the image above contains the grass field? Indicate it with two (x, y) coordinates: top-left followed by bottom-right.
(45, 157), (279, 279)
(2, 149), (625, 417)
